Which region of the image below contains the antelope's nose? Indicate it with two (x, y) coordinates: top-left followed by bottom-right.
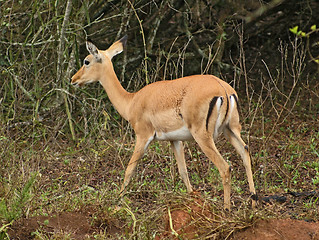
(70, 66), (83, 86)
(70, 77), (78, 86)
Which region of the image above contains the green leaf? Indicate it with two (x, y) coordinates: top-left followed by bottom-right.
(289, 26), (298, 34)
(311, 25), (316, 31)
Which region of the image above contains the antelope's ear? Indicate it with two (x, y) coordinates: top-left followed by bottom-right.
(104, 35), (127, 60)
(86, 41), (102, 62)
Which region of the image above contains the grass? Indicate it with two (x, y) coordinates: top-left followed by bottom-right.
(0, 104), (318, 239)
(1, 76), (319, 239)
(0, 172), (37, 223)
(1, 96), (318, 237)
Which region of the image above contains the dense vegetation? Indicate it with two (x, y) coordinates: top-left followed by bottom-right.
(0, 0), (318, 238)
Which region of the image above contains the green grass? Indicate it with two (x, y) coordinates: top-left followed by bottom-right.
(0, 113), (318, 238)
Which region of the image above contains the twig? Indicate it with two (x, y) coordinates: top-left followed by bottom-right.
(117, 4), (131, 82)
(183, 13), (207, 60)
(146, 0), (168, 52)
(236, 23), (251, 112)
(128, 0), (149, 84)
(56, 0), (76, 141)
(0, 38), (54, 46)
(57, 0), (72, 83)
(244, 0), (285, 23)
(203, 40), (221, 74)
(8, 70), (36, 104)
(168, 207), (179, 237)
(163, 37), (179, 80)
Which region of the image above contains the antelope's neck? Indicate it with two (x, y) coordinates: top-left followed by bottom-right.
(99, 66), (133, 120)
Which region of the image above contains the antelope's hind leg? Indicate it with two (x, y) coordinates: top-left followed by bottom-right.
(224, 122), (256, 207)
(191, 130), (232, 210)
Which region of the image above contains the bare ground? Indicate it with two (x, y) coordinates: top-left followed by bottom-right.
(7, 191), (319, 239)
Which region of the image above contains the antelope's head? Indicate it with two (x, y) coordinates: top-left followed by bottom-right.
(71, 35), (127, 86)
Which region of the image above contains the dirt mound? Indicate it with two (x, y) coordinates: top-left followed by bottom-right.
(156, 192), (319, 239)
(8, 212), (93, 240)
(158, 208), (319, 240)
(7, 210), (319, 239)
(6, 193), (319, 239)
(233, 219), (319, 240)
(157, 192), (213, 239)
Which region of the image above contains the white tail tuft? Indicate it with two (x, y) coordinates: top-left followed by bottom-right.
(213, 96), (223, 140)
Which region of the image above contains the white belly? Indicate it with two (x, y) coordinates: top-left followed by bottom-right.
(155, 126), (193, 141)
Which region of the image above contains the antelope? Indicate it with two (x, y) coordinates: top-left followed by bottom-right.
(71, 36), (256, 209)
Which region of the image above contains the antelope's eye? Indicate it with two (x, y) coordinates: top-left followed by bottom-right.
(83, 59), (90, 66)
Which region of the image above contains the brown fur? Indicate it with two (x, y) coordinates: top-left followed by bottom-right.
(71, 37), (256, 210)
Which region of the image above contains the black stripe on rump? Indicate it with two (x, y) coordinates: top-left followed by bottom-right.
(206, 97), (220, 131)
(231, 93), (240, 114)
(222, 93), (229, 124)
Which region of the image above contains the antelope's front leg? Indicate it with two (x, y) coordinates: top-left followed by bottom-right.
(120, 135), (152, 196)
(171, 141), (193, 193)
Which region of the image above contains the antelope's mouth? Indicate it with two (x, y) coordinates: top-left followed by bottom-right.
(70, 80), (83, 87)
(71, 79), (95, 87)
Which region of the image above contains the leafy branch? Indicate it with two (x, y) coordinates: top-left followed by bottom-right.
(289, 25), (319, 64)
